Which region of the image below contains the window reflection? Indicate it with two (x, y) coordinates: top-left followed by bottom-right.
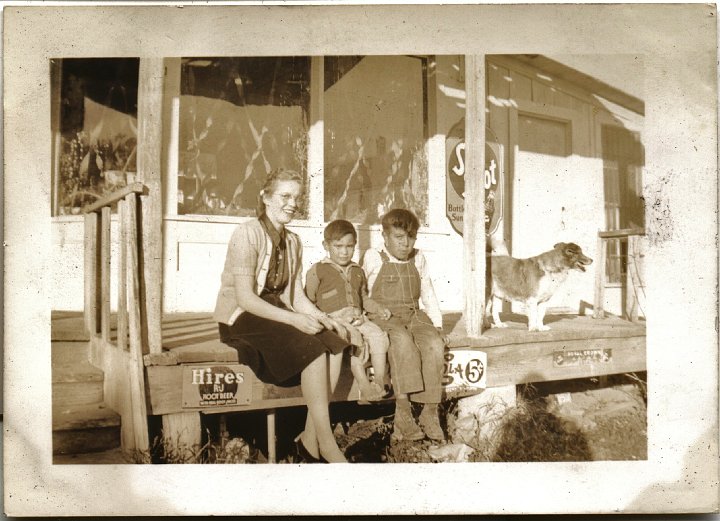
(324, 56), (429, 225)
(53, 58), (139, 215)
(178, 57), (310, 217)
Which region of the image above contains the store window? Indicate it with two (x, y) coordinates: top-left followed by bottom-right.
(324, 56), (429, 225)
(52, 58), (139, 215)
(178, 57), (310, 217)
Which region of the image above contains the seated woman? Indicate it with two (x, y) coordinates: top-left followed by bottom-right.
(214, 168), (350, 463)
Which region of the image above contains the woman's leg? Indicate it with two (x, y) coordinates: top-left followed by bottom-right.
(300, 353), (347, 463)
(328, 351), (344, 395)
(300, 350), (347, 456)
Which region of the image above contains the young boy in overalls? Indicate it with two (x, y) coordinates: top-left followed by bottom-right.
(362, 209), (446, 441)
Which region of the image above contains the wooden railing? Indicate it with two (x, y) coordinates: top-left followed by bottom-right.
(593, 228), (646, 321)
(83, 182), (151, 454)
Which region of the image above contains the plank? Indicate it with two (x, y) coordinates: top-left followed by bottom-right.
(137, 58), (165, 356)
(100, 206), (111, 342)
(83, 182), (146, 214)
(162, 412), (202, 449)
(487, 60), (512, 243)
(125, 195), (151, 452)
(463, 54), (486, 338)
(146, 354), (362, 416)
(51, 343), (102, 384)
(53, 381), (104, 408)
(53, 427), (121, 457)
(155, 340), (238, 364)
(117, 199), (128, 351)
(532, 79), (554, 106)
(83, 213), (98, 336)
(485, 335), (646, 388)
(306, 56), (324, 224)
(52, 402), (121, 431)
(509, 69), (532, 102)
(599, 228), (645, 239)
(53, 318), (91, 342)
(88, 336), (136, 450)
(626, 234), (640, 322)
(449, 314), (645, 348)
(594, 234), (607, 318)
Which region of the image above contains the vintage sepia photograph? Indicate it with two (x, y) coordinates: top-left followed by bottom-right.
(49, 53), (648, 465)
(4, 3), (718, 516)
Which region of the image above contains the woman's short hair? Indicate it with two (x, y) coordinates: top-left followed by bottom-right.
(256, 168), (304, 216)
(381, 208), (419, 237)
(323, 219), (357, 242)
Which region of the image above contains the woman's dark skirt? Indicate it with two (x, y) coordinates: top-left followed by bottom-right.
(218, 293), (349, 387)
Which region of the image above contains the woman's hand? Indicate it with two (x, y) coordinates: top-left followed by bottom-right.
(317, 315), (348, 338)
(289, 313), (325, 335)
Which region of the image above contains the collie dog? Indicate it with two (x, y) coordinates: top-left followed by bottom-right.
(486, 242), (593, 331)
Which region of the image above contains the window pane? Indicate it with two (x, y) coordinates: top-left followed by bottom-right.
(324, 56), (429, 225)
(178, 57), (310, 217)
(53, 58), (139, 215)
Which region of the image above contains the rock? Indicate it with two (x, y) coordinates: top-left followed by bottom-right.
(450, 386), (517, 446)
(428, 443), (475, 462)
(452, 415), (478, 445)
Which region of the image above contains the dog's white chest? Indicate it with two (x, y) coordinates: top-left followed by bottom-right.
(536, 271), (569, 302)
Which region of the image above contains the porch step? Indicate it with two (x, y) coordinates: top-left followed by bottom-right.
(52, 342), (104, 407)
(52, 339), (121, 455)
(53, 447), (132, 464)
(52, 402), (121, 455)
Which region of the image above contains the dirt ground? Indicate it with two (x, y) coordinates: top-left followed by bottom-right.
(203, 372), (647, 464)
(62, 373), (646, 464)
(329, 373), (647, 463)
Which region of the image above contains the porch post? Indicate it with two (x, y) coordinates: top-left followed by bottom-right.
(136, 58), (165, 355)
(463, 55), (487, 338)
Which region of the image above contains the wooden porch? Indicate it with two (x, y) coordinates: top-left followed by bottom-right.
(52, 309), (645, 460)
(139, 311), (646, 407)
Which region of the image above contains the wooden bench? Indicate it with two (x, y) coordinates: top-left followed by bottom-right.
(135, 311), (645, 461)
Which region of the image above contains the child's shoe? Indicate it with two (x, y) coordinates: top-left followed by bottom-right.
(391, 406), (424, 442)
(358, 381), (385, 404)
(418, 404), (445, 441)
(380, 384), (394, 400)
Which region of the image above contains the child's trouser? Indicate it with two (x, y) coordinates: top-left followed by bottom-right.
(372, 309), (444, 403)
(329, 308), (389, 359)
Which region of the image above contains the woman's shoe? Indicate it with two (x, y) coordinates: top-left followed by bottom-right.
(292, 435), (322, 463)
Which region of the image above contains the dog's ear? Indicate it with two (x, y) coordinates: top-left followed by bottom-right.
(553, 242), (566, 250)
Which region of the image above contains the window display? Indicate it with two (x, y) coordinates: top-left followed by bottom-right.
(53, 58), (139, 215)
(178, 57), (310, 217)
(324, 56), (429, 225)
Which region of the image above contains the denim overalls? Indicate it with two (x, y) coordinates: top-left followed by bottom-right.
(370, 250), (443, 403)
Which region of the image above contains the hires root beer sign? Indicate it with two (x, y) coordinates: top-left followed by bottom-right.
(182, 365), (252, 408)
(446, 118), (504, 237)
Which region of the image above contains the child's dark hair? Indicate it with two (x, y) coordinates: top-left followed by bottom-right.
(324, 219), (357, 242)
(381, 209), (419, 237)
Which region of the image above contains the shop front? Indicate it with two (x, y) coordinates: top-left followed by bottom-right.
(51, 54), (645, 318)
